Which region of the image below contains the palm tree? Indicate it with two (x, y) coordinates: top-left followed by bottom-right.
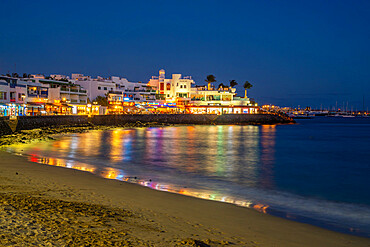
(205, 75), (216, 90)
(243, 81), (253, 98)
(218, 83), (226, 90)
(229, 80), (237, 88)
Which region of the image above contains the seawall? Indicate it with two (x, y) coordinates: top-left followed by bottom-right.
(90, 114), (293, 125)
(0, 114), (293, 136)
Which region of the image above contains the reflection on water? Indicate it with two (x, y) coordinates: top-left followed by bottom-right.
(18, 150), (255, 208)
(259, 125), (276, 189)
(7, 126), (274, 210)
(5, 122), (370, 237)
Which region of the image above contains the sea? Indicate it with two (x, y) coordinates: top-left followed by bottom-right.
(5, 117), (370, 237)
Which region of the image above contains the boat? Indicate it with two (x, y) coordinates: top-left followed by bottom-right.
(288, 114), (313, 119)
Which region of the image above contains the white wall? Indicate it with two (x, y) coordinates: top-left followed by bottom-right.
(0, 83), (10, 103)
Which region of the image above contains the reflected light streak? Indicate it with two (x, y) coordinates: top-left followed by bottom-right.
(20, 150), (269, 217)
(109, 130), (125, 162)
(259, 125), (277, 189)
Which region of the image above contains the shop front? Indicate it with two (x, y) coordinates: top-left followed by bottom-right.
(45, 103), (72, 115)
(27, 103), (46, 116)
(185, 105), (259, 114)
(0, 103), (27, 116)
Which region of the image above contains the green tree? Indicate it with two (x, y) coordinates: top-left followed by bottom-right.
(94, 95), (108, 106)
(243, 81), (253, 98)
(205, 75), (216, 90)
(22, 73), (28, 78)
(229, 80), (237, 88)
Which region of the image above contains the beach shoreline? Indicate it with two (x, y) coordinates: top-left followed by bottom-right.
(0, 150), (369, 246)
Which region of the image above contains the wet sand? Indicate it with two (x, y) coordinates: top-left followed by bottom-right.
(0, 151), (369, 246)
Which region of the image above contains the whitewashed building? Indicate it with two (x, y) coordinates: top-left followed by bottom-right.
(73, 75), (156, 103)
(148, 69), (194, 104)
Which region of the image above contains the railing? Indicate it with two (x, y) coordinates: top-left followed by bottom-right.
(61, 88), (87, 94)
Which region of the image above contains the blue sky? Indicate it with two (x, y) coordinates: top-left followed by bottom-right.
(1, 0), (370, 109)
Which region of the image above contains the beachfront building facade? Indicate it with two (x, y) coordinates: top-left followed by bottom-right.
(0, 76), (50, 116)
(148, 69), (193, 104)
(0, 76), (27, 116)
(187, 86), (258, 114)
(24, 80), (49, 115)
(72, 74), (156, 114)
(0, 70), (259, 116)
(147, 69), (259, 114)
(36, 79), (89, 115)
(0, 76), (96, 116)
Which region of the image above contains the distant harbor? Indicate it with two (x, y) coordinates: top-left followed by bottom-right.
(261, 105), (369, 119)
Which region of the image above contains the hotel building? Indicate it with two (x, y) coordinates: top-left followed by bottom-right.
(148, 69), (258, 114)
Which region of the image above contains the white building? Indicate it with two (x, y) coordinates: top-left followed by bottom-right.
(73, 75), (156, 103)
(148, 69), (258, 114)
(148, 69), (194, 104)
(29, 78), (88, 105)
(0, 76), (27, 116)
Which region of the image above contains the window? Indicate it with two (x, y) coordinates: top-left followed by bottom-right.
(98, 87), (101, 90)
(180, 85), (183, 88)
(166, 84), (171, 90)
(177, 93), (187, 98)
(177, 83), (178, 86)
(160, 83), (164, 91)
(104, 87), (107, 90)
(27, 87), (38, 96)
(0, 92), (6, 100)
(184, 85), (187, 88)
(18, 93), (23, 101)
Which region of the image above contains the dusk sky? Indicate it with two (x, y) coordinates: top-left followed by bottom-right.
(1, 0), (370, 109)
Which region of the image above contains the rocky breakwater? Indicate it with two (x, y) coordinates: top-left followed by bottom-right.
(0, 117), (13, 136)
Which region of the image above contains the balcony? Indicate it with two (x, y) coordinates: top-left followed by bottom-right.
(60, 87), (87, 95)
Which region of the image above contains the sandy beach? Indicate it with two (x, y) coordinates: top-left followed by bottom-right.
(0, 150), (369, 246)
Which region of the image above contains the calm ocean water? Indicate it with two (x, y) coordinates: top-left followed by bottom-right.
(6, 117), (370, 237)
